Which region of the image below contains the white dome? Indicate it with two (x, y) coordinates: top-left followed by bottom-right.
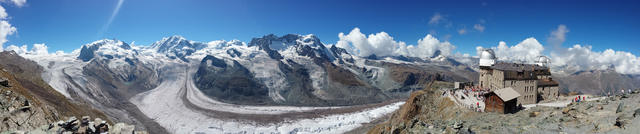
(479, 49), (496, 60)
(535, 56), (550, 66)
(479, 49), (496, 66)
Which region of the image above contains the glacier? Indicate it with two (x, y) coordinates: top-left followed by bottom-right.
(17, 34), (443, 133)
(129, 63), (404, 133)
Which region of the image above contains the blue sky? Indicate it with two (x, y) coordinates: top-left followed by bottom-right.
(3, 0), (640, 55)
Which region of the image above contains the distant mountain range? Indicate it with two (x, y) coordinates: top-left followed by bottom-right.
(553, 69), (640, 95)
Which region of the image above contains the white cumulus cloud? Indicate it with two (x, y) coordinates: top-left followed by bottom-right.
(5, 44), (25, 53)
(410, 34), (455, 57)
(336, 28), (454, 58)
(5, 43), (55, 56)
(0, 20), (15, 46)
(546, 25), (640, 74)
(0, 5), (16, 47)
(31, 43), (48, 55)
(476, 37), (544, 64)
(551, 45), (640, 74)
(336, 28), (406, 57)
(0, 5), (7, 19)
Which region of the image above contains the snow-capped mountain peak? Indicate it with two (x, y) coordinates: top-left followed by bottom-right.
(85, 39), (130, 48)
(248, 34), (322, 50)
(296, 34), (323, 48)
(205, 39), (245, 49)
(150, 35), (206, 61)
(151, 35), (193, 52)
(77, 39), (132, 62)
(249, 34), (336, 61)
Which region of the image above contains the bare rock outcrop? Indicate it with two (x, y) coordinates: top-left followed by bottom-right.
(6, 115), (148, 134)
(0, 77), (8, 87)
(0, 88), (51, 131)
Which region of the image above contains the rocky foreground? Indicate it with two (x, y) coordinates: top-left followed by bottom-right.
(1, 71), (146, 133)
(368, 87), (640, 133)
(1, 83), (146, 133)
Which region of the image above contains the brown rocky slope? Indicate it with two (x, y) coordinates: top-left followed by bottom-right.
(0, 51), (109, 130)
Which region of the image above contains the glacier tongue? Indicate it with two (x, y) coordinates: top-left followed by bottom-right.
(130, 63), (404, 133)
(23, 53), (84, 98)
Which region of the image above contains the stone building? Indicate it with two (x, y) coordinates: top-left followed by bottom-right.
(478, 49), (559, 105)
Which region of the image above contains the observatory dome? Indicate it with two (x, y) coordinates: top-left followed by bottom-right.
(479, 49), (496, 60)
(535, 56), (550, 66)
(479, 49), (496, 66)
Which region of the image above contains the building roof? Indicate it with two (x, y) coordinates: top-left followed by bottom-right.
(493, 87), (521, 101)
(537, 79), (559, 86)
(489, 62), (548, 71)
(532, 68), (552, 75)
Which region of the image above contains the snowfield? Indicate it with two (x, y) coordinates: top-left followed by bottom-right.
(130, 64), (404, 133)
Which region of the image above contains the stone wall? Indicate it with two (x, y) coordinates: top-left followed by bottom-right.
(538, 86), (559, 101)
(505, 79), (537, 105)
